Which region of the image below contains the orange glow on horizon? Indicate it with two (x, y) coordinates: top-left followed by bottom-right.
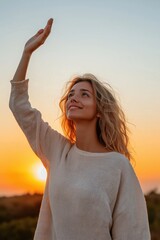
(1, 123), (160, 196)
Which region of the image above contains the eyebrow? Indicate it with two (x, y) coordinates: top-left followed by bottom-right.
(68, 89), (93, 94)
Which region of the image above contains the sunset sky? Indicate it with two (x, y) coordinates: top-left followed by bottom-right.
(0, 0), (160, 196)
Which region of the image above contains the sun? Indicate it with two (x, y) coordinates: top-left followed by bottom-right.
(32, 162), (47, 182)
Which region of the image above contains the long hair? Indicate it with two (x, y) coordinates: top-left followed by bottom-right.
(59, 73), (132, 160)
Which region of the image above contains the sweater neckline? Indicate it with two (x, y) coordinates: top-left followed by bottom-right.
(73, 144), (117, 157)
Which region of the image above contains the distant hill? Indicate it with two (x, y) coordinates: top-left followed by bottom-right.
(0, 191), (159, 240)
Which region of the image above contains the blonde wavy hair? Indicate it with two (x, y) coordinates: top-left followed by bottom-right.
(59, 73), (132, 160)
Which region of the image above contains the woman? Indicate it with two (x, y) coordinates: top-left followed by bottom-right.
(9, 18), (150, 240)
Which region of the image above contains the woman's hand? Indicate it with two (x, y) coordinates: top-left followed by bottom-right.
(12, 18), (53, 82)
(24, 18), (53, 55)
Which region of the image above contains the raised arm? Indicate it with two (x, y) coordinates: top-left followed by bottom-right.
(9, 18), (61, 166)
(13, 18), (53, 82)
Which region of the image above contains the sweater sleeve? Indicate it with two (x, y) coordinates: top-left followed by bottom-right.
(111, 158), (151, 240)
(9, 79), (69, 168)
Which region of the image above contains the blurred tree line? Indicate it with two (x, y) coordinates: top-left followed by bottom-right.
(145, 190), (160, 240)
(0, 194), (41, 240)
(0, 190), (159, 240)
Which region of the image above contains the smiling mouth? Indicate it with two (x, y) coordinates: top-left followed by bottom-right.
(68, 105), (83, 110)
(69, 106), (81, 110)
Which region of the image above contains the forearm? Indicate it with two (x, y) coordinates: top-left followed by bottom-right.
(13, 51), (32, 82)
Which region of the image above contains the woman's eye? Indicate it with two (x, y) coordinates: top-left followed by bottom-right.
(67, 93), (73, 99)
(82, 92), (89, 97)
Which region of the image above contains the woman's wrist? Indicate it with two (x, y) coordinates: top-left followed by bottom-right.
(23, 49), (32, 58)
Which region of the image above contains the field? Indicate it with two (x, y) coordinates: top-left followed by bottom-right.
(0, 190), (159, 240)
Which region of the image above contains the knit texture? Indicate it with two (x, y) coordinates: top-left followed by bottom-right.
(9, 79), (151, 240)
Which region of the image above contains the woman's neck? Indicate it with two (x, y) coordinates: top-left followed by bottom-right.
(75, 122), (107, 153)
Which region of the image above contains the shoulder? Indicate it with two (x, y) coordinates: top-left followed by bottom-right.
(109, 153), (142, 193)
(107, 152), (131, 169)
(107, 152), (137, 180)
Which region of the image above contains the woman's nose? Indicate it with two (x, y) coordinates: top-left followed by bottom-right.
(70, 94), (79, 103)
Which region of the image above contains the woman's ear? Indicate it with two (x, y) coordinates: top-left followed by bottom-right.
(96, 113), (101, 118)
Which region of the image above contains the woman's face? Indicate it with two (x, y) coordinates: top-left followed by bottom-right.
(66, 81), (98, 123)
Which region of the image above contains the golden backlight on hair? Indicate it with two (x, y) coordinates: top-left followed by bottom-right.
(59, 74), (132, 161)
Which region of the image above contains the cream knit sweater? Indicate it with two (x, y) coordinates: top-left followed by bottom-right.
(9, 79), (151, 240)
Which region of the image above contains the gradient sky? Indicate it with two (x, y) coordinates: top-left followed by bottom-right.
(0, 0), (160, 196)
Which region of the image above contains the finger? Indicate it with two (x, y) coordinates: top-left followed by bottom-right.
(33, 29), (44, 38)
(44, 18), (53, 33)
(37, 29), (44, 34)
(35, 19), (53, 37)
(41, 19), (53, 41)
(47, 18), (53, 26)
